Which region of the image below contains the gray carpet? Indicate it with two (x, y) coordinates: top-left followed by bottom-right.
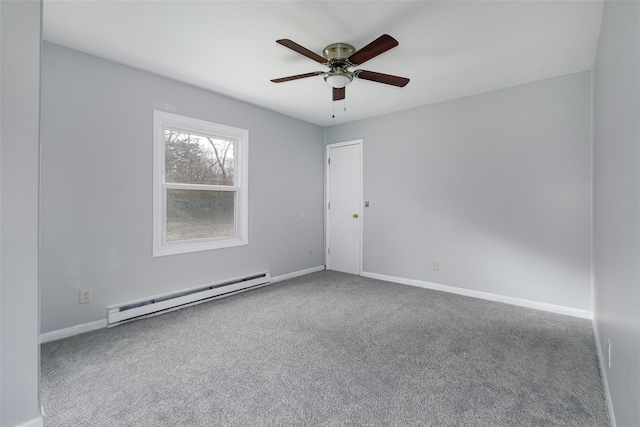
(41, 271), (609, 426)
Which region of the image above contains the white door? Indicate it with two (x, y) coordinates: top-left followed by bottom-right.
(326, 140), (362, 275)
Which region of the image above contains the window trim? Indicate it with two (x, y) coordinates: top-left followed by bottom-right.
(153, 110), (248, 257)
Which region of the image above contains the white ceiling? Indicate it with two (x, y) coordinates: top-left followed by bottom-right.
(43, 1), (604, 127)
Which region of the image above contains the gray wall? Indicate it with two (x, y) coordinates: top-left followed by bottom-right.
(0, 1), (42, 425)
(40, 43), (325, 333)
(593, 2), (640, 426)
(326, 71), (593, 311)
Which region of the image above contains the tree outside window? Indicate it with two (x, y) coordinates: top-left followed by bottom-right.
(153, 111), (248, 256)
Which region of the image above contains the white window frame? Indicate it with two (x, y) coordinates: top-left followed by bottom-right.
(153, 110), (248, 257)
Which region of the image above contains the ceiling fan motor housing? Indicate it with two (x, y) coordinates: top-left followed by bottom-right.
(322, 43), (356, 87)
(323, 43), (355, 62)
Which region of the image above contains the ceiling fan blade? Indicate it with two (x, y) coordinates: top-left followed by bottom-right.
(271, 71), (324, 83)
(356, 70), (410, 87)
(276, 39), (327, 64)
(333, 87), (345, 101)
(348, 34), (399, 66)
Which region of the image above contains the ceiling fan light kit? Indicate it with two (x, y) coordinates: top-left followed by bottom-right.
(324, 73), (353, 88)
(272, 34), (410, 104)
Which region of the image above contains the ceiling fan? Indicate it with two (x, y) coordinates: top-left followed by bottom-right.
(271, 34), (410, 101)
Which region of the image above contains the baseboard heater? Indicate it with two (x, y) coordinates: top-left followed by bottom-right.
(107, 272), (271, 327)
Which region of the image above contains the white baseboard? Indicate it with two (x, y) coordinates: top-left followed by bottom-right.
(271, 265), (325, 283)
(13, 416), (44, 427)
(40, 266), (326, 343)
(40, 319), (107, 344)
(361, 271), (593, 319)
(592, 318), (616, 427)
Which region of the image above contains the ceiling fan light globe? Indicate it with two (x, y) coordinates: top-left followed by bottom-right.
(324, 74), (352, 88)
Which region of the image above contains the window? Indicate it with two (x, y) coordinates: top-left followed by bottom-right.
(153, 110), (248, 256)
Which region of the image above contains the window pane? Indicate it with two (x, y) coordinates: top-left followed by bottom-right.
(166, 189), (235, 242)
(165, 130), (235, 185)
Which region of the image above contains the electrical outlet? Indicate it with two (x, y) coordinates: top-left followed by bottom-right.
(79, 288), (92, 304)
(607, 339), (611, 368)
(432, 261), (439, 271)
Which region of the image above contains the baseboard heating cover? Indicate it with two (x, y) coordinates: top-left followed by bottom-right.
(107, 272), (271, 327)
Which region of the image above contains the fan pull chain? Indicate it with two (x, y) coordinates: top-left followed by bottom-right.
(331, 98), (346, 119)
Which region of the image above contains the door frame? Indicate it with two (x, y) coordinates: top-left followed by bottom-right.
(325, 139), (364, 274)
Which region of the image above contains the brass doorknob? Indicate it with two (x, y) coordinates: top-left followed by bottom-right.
(353, 213), (359, 218)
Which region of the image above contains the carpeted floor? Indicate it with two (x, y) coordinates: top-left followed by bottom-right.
(41, 271), (609, 426)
